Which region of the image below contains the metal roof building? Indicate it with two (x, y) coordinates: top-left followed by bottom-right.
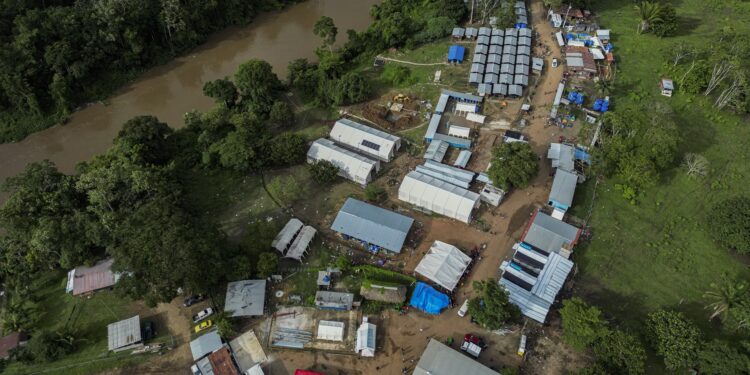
(532, 57), (544, 72)
(224, 280), (266, 317)
(315, 291), (354, 310)
(498, 73), (513, 85)
(451, 27), (465, 38)
(414, 339), (500, 375)
(508, 85), (524, 97)
(503, 45), (517, 55)
(518, 36), (532, 46)
(330, 118), (401, 162)
(331, 198), (414, 253)
(190, 329), (223, 361)
(435, 93), (450, 114)
(471, 63), (484, 74)
(548, 169), (578, 214)
(478, 27), (492, 36)
(356, 317), (377, 357)
(493, 83), (508, 96)
(398, 171), (480, 223)
(514, 74), (529, 86)
(272, 218), (303, 253)
(415, 241), (472, 291)
(229, 329), (267, 373)
(472, 53), (487, 64)
(518, 28), (532, 38)
(516, 54), (530, 66)
(547, 143), (576, 172)
(501, 64), (515, 75)
(474, 44), (488, 55)
(433, 133), (472, 149)
(107, 315), (143, 352)
(521, 210), (581, 256)
(424, 139), (449, 162)
(307, 138), (379, 187)
(489, 45), (503, 54)
(500, 245), (574, 323)
(67, 258), (119, 296)
(426, 113), (443, 140)
(478, 83), (493, 96)
(517, 45), (531, 56)
(491, 28), (504, 36)
(441, 89), (483, 103)
(454, 150), (472, 168)
(477, 35), (490, 46)
(465, 27), (478, 38)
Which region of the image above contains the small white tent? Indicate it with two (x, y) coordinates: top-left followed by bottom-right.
(355, 317), (376, 357)
(414, 241), (472, 291)
(307, 138), (379, 187)
(398, 171), (479, 223)
(317, 320), (345, 341)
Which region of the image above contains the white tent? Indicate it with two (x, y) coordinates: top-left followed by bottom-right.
(355, 317), (376, 357)
(330, 118), (401, 162)
(448, 125), (471, 139)
(455, 102), (478, 113)
(285, 226), (316, 261)
(398, 171), (480, 223)
(307, 138), (379, 187)
(272, 218), (303, 253)
(414, 241), (472, 291)
(466, 112), (486, 124)
(317, 320), (345, 341)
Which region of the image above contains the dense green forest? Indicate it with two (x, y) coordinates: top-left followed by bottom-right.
(0, 0), (302, 143)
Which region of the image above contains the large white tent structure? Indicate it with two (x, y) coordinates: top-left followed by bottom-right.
(285, 226), (316, 261)
(398, 171), (480, 223)
(329, 118), (401, 162)
(307, 138), (379, 187)
(316, 320), (345, 341)
(414, 241), (472, 291)
(355, 317), (376, 357)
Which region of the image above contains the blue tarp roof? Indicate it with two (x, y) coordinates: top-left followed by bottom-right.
(331, 198), (414, 253)
(574, 148), (590, 163)
(447, 45), (465, 62)
(409, 282), (450, 314)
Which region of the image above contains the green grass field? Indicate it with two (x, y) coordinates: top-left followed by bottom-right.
(571, 0), (750, 340)
(3, 272), (146, 375)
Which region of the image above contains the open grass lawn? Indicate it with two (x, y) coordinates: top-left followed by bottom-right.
(570, 0), (750, 344)
(3, 272), (145, 375)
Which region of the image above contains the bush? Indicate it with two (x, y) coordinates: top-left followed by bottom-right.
(646, 310), (701, 370)
(467, 279), (520, 330)
(707, 196), (750, 254)
(269, 101), (294, 128)
(309, 160), (340, 184)
(364, 184), (387, 202)
(256, 252), (279, 278)
(267, 133), (307, 167)
(560, 298), (609, 350)
(594, 329), (647, 375)
(25, 330), (74, 363)
(381, 65), (415, 86)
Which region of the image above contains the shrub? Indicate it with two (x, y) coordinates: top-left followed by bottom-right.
(309, 160), (339, 184)
(707, 196), (750, 254)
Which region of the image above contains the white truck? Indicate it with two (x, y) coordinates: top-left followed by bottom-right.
(460, 341), (482, 358)
(192, 307), (213, 324)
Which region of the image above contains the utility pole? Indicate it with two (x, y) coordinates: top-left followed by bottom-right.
(470, 0), (475, 24)
(561, 3), (572, 30)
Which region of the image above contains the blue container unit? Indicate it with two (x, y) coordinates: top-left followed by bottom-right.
(447, 45), (466, 63)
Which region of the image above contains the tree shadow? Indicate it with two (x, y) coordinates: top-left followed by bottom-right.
(670, 15), (702, 38)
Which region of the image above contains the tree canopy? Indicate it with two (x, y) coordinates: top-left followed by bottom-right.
(646, 310), (701, 370)
(309, 160), (340, 184)
(487, 142), (539, 191)
(560, 297), (609, 350)
(707, 196), (750, 254)
(467, 279), (520, 330)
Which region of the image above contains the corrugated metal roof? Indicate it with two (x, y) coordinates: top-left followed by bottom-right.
(475, 44), (488, 55)
(286, 226), (316, 260)
(415, 241), (472, 291)
(493, 83), (508, 96)
(69, 258), (118, 295)
(522, 211), (581, 254)
(424, 140), (449, 162)
(441, 89), (483, 103)
(452, 27), (465, 37)
(478, 27), (492, 36)
(414, 339), (500, 375)
(547, 143), (575, 172)
(518, 28), (532, 38)
(532, 57), (544, 71)
(472, 53), (487, 64)
(491, 28), (504, 37)
(435, 94), (450, 114)
(425, 114), (442, 140)
(503, 45), (517, 55)
(453, 150), (472, 168)
(471, 62), (485, 74)
(331, 198), (414, 253)
(499, 73), (513, 85)
(489, 45), (503, 54)
(508, 85), (524, 96)
(514, 74), (529, 86)
(315, 291), (354, 309)
(208, 346), (241, 375)
(516, 55), (530, 66)
(107, 315), (141, 351)
(224, 280), (266, 317)
(517, 45), (531, 55)
(477, 35), (490, 46)
(433, 133), (472, 149)
(272, 218), (303, 253)
(549, 169), (577, 208)
(415, 166), (471, 189)
(190, 330), (223, 361)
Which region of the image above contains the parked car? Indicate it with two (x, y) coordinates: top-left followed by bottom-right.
(461, 334), (486, 358)
(458, 299), (470, 317)
(194, 320), (213, 333)
(183, 294), (204, 307)
(193, 307), (214, 324)
(142, 321), (155, 341)
(552, 58), (559, 68)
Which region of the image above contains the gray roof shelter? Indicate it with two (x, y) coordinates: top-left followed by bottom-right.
(315, 291), (354, 310)
(518, 36), (532, 46)
(469, 72), (483, 84)
(424, 140), (449, 162)
(517, 45), (532, 56)
(414, 339), (500, 375)
(483, 73), (498, 84)
(487, 54), (502, 65)
(493, 83), (508, 96)
(519, 28), (532, 38)
(491, 28), (504, 37)
(505, 28), (517, 36)
(508, 84), (523, 97)
(516, 55), (530, 66)
(472, 53), (487, 64)
(490, 35), (503, 45)
(478, 27), (492, 36)
(522, 211), (581, 254)
(478, 83), (493, 96)
(501, 64), (515, 75)
(485, 63), (500, 75)
(548, 143), (576, 172)
(465, 27), (478, 38)
(516, 63), (529, 75)
(514, 74), (529, 86)
(502, 54), (514, 64)
(433, 133), (472, 149)
(549, 169), (578, 209)
(452, 27), (465, 38)
(475, 44), (489, 55)
(477, 35), (490, 46)
(107, 315), (143, 352)
(331, 198), (414, 253)
(471, 62), (484, 74)
(503, 35), (517, 46)
(190, 329), (223, 360)
(503, 45), (517, 55)
(225, 280), (266, 317)
(498, 73), (513, 85)
(489, 45), (503, 54)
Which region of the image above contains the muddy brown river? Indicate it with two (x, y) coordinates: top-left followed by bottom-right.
(0, 0), (379, 192)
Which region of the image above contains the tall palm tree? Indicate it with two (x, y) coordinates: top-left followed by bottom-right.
(635, 1), (663, 34)
(704, 276), (748, 321)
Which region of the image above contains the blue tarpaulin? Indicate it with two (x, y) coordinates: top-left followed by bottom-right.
(575, 148), (590, 163)
(409, 282), (450, 314)
(447, 45), (465, 63)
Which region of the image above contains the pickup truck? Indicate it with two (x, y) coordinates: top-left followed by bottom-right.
(193, 307), (213, 324)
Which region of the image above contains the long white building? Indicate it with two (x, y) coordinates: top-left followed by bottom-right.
(330, 118), (401, 162)
(307, 138), (379, 187)
(398, 171), (480, 223)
